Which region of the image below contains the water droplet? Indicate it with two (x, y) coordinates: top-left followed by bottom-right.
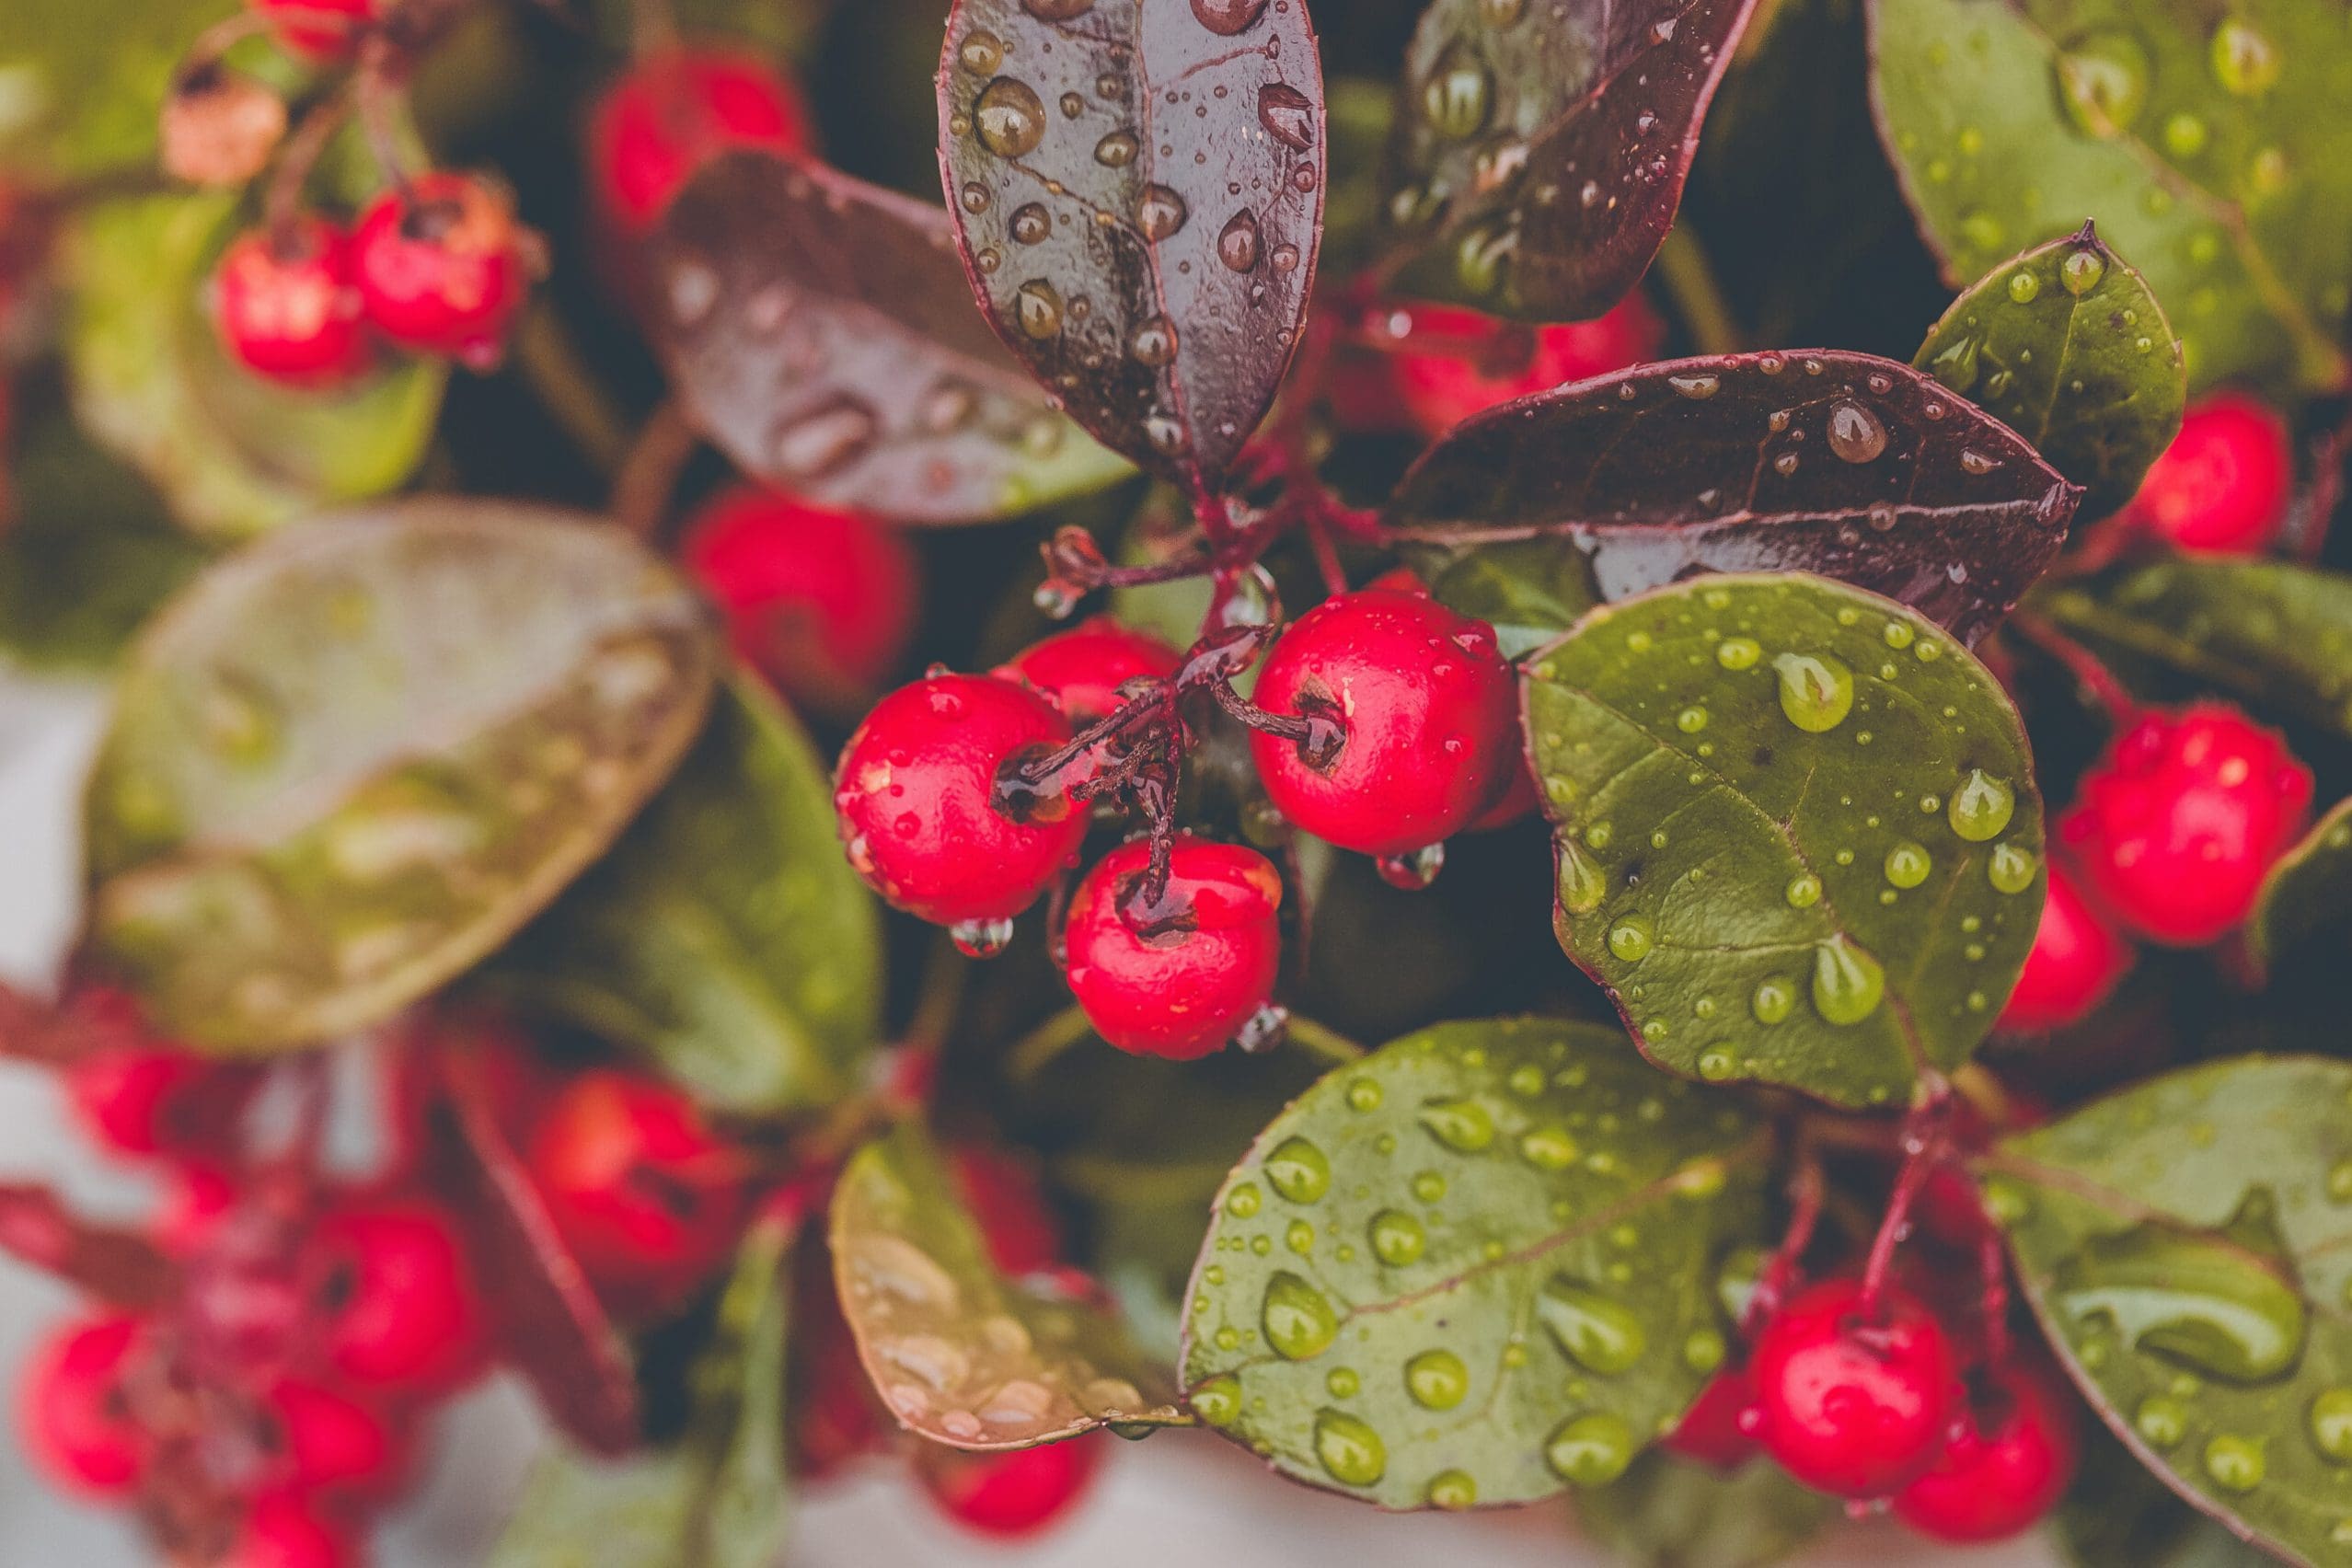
(1545, 1411), (1635, 1486)
(1411, 1170), (1447, 1204)
(2007, 269), (2041, 304)
(2203, 1433), (2266, 1493)
(1607, 914), (1655, 963)
(1137, 184), (1189, 240)
(1369, 1209), (1425, 1266)
(1023, 0), (1096, 17)
(1988, 842), (2037, 894)
(2310, 1388), (2352, 1462)
(1217, 208), (1262, 271)
(2209, 17), (2282, 96)
(1422, 46), (1493, 139)
(1785, 872), (1823, 909)
(1697, 1044), (1739, 1081)
(2061, 245), (2108, 295)
(2054, 1200), (2309, 1384)
(1884, 841), (1933, 889)
(1376, 842), (1447, 890)
(2327, 1159), (2352, 1203)
(1406, 1349), (1470, 1409)
(770, 394), (880, 480)
(2163, 111), (2210, 157)
(1263, 1272), (1339, 1359)
(1538, 1277), (1647, 1374)
(1667, 373), (1722, 399)
(1130, 315), (1179, 366)
(1676, 705), (1709, 733)
(1313, 1408), (1386, 1485)
(958, 30), (1006, 74)
(1520, 1124), (1579, 1170)
(1557, 837), (1608, 916)
(1014, 279), (1065, 339)
(1265, 1136), (1332, 1203)
(1774, 651), (1856, 732)
(1752, 978), (1795, 1024)
(1226, 1182), (1262, 1217)
(2057, 30), (2150, 136)
(975, 77), (1048, 158)
(1716, 636), (1762, 671)
(1426, 1470), (1478, 1508)
(1812, 935), (1885, 1025)
(948, 916), (1013, 958)
(1345, 1077), (1383, 1113)
(1418, 1097), (1496, 1152)
(2135, 1393), (2188, 1447)
(1192, 0), (1268, 35)
(1826, 399), (1889, 464)
(1094, 129), (1139, 167)
(1257, 83), (1315, 149)
(1189, 1373), (1241, 1427)
(1947, 768), (2016, 841)
(1010, 203), (1052, 244)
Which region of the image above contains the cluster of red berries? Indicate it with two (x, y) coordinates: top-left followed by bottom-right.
(1337, 294), (1665, 439)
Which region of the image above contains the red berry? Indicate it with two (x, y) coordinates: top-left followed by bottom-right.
(311, 1202), (488, 1394)
(352, 173), (535, 368)
(917, 1436), (1101, 1538)
(997, 617), (1182, 725)
(2128, 393), (2291, 555)
(225, 1492), (361, 1568)
(19, 1314), (151, 1497)
(590, 49), (814, 232)
(1062, 836), (1283, 1060)
(247, 0), (376, 60)
(213, 218), (369, 386)
(158, 1164), (238, 1255)
(526, 1068), (750, 1316)
(950, 1146), (1065, 1277)
(1250, 589), (1518, 861)
(682, 486), (917, 708)
(1663, 1363), (1759, 1470)
(1749, 1277), (1959, 1498)
(261, 1378), (411, 1502)
(2060, 704), (2312, 946)
(834, 674), (1087, 928)
(1466, 755), (1540, 832)
(1998, 857), (2133, 1031)
(64, 1043), (259, 1160)
(1894, 1359), (2080, 1543)
(1389, 294), (1662, 439)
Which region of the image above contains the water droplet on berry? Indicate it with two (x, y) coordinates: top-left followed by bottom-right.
(949, 917), (1015, 958)
(1377, 842), (1446, 890)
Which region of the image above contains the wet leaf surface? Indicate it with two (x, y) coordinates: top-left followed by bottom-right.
(1868, 0), (2352, 397)
(69, 195), (446, 542)
(651, 150), (1127, 524)
(1388, 351), (2081, 651)
(1982, 1055), (2352, 1566)
(1527, 573), (2046, 1110)
(1578, 1452), (1837, 1568)
(1181, 1017), (1770, 1510)
(2057, 1429), (2277, 1568)
(1380, 0), (1759, 322)
(485, 678), (882, 1119)
(1404, 536), (1600, 660)
(82, 502), (720, 1054)
(1915, 222), (2185, 520)
(2248, 797), (2352, 981)
(2031, 558), (2352, 742)
(488, 1205), (794, 1568)
(936, 0), (1325, 490)
(831, 1120), (1185, 1448)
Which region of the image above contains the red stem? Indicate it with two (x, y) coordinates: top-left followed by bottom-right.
(2006, 607), (2139, 728)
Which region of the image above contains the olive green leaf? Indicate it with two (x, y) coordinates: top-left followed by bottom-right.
(2057, 1428), (2277, 1568)
(831, 1121), (1186, 1449)
(0, 0), (230, 174)
(67, 194), (446, 542)
(1981, 1055), (2352, 1566)
(1402, 536), (1601, 661)
(489, 1206), (795, 1568)
(1578, 1453), (1838, 1568)
(1867, 0), (2352, 397)
(82, 503), (721, 1054)
(2249, 798), (2352, 980)
(2030, 559), (2352, 742)
(1182, 1018), (1771, 1511)
(484, 677), (882, 1119)
(1915, 222), (2185, 520)
(1528, 572), (2045, 1110)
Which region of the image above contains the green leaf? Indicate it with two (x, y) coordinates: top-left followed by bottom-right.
(1982, 1054), (2352, 1566)
(67, 194), (445, 542)
(1915, 221), (2185, 519)
(2249, 797), (2352, 979)
(1577, 1453), (1838, 1568)
(484, 677), (882, 1118)
(2056, 1429), (2277, 1568)
(1403, 536), (1600, 661)
(82, 502), (721, 1054)
(490, 1207), (795, 1568)
(0, 0), (228, 174)
(1181, 1017), (1771, 1510)
(2031, 559), (2352, 742)
(831, 1121), (1186, 1448)
(1527, 572), (2045, 1109)
(1867, 0), (2352, 397)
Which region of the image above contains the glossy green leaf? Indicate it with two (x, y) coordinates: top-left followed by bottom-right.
(1527, 572), (2045, 1110)
(1578, 1453), (1837, 1568)
(1915, 221), (2185, 519)
(1982, 1055), (2352, 1565)
(2249, 797), (2352, 979)
(1868, 0), (2352, 396)
(2031, 559), (2352, 741)
(485, 677), (882, 1118)
(489, 1207), (794, 1568)
(1405, 536), (1600, 661)
(832, 1121), (1186, 1448)
(83, 503), (721, 1054)
(1182, 1018), (1771, 1510)
(68, 194), (445, 542)
(2057, 1429), (2277, 1568)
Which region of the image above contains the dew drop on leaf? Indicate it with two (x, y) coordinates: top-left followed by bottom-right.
(2055, 30), (2151, 136)
(1137, 184), (1190, 241)
(1537, 1277), (1647, 1374)
(1368, 1208), (1425, 1266)
(1192, 0), (1269, 35)
(1811, 935), (1885, 1025)
(1544, 1412), (1636, 1486)
(1405, 1349), (1470, 1409)
(1257, 83), (1316, 150)
(975, 77), (1049, 158)
(1314, 1409), (1387, 1485)
(1773, 651), (1856, 732)
(1217, 209), (1262, 271)
(1947, 768), (2016, 841)
(1825, 399), (1889, 464)
(1262, 1272), (1340, 1360)
(1418, 1097), (1497, 1152)
(1264, 1136), (1332, 1204)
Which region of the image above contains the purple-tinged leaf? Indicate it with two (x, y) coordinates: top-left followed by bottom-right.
(0, 1184), (178, 1311)
(936, 0), (1326, 492)
(650, 150), (1127, 525)
(1380, 0), (1759, 322)
(1389, 350), (2081, 648)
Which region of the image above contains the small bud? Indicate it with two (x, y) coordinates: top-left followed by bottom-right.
(161, 66), (287, 188)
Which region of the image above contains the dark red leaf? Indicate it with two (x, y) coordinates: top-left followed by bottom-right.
(650, 150), (1125, 525)
(1381, 0), (1760, 322)
(431, 1041), (640, 1457)
(0, 1183), (178, 1310)
(936, 0), (1326, 492)
(1388, 350), (2081, 646)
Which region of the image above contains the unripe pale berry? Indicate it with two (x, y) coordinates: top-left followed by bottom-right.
(1997, 856), (2133, 1031)
(1388, 294), (1662, 439)
(1063, 836), (1283, 1060)
(2128, 393), (2291, 555)
(997, 617), (1181, 725)
(352, 173), (536, 369)
(1750, 1277), (1959, 1498)
(590, 49), (814, 232)
(1894, 1357), (2081, 1543)
(213, 218), (370, 386)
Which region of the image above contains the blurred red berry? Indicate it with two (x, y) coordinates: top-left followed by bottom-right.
(1894, 1358), (2081, 1543)
(311, 1202), (488, 1394)
(64, 1043), (259, 1161)
(1750, 1277), (1958, 1498)
(247, 0), (376, 60)
(19, 1314), (151, 1497)
(213, 218), (369, 386)
(2128, 393), (2291, 555)
(157, 1164), (238, 1256)
(352, 173), (535, 369)
(1998, 857), (2133, 1031)
(1063, 835), (1284, 1060)
(261, 1378), (412, 1502)
(1662, 1363), (1759, 1470)
(224, 1492), (362, 1568)
(1387, 294), (1662, 439)
(997, 617), (1181, 725)
(590, 49), (814, 232)
(950, 1147), (1064, 1277)
(917, 1435), (1101, 1538)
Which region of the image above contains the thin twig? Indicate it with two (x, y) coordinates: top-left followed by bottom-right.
(511, 303), (633, 477)
(609, 398), (701, 539)
(1283, 1015), (1365, 1067)
(1004, 1005), (1097, 1081)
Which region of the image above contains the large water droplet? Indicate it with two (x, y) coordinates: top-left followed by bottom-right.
(958, 30), (1006, 75)
(1545, 1411), (1635, 1486)
(1369, 1208), (1425, 1266)
(1010, 202), (1052, 244)
(1192, 0), (1268, 35)
(1826, 399), (1889, 464)
(1418, 1097), (1496, 1152)
(1094, 129), (1139, 167)
(1812, 935), (1885, 1025)
(1258, 83), (1315, 150)
(2310, 1388), (2352, 1462)
(2054, 1194), (2309, 1384)
(1557, 836), (1608, 916)
(773, 394), (880, 478)
(2203, 1433), (2266, 1493)
(975, 77), (1048, 158)
(1607, 913), (1654, 963)
(949, 916), (1015, 958)
(2062, 245), (2108, 295)
(1314, 1408), (1387, 1485)
(2208, 18), (2282, 96)
(1537, 1277), (1647, 1374)
(1774, 651), (1856, 732)
(1262, 1271), (1339, 1359)
(1422, 46), (1493, 139)
(1947, 768), (2016, 842)
(1217, 209), (1262, 271)
(1138, 184), (1189, 241)
(1752, 977), (1795, 1024)
(1405, 1348), (1470, 1409)
(1130, 315), (1179, 366)
(1989, 842), (2038, 894)
(1023, 0), (1096, 16)
(1716, 635), (1762, 671)
(1884, 841), (1933, 889)
(1264, 1136), (1332, 1204)
(1191, 1372), (1240, 1426)
(1426, 1470), (1478, 1508)
(2057, 30), (2151, 137)
(1014, 279), (1065, 339)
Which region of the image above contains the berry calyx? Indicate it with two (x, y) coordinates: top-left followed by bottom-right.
(997, 617), (1182, 725)
(2127, 393), (2292, 556)
(1662, 1363), (1759, 1470)
(526, 1067), (750, 1317)
(682, 486), (917, 710)
(834, 673), (1086, 928)
(2059, 703), (2312, 946)
(917, 1435), (1101, 1538)
(352, 173), (536, 369)
(589, 49), (814, 233)
(1998, 857), (2133, 1031)
(309, 1201), (488, 1394)
(225, 1492), (360, 1568)
(1893, 1358), (2081, 1543)
(1386, 294), (1662, 440)
(65, 1043), (259, 1160)
(212, 218), (370, 386)
(1249, 589), (1517, 862)
(1749, 1276), (1959, 1498)
(246, 0), (377, 61)
(1062, 835), (1284, 1060)
(18, 1314), (151, 1497)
